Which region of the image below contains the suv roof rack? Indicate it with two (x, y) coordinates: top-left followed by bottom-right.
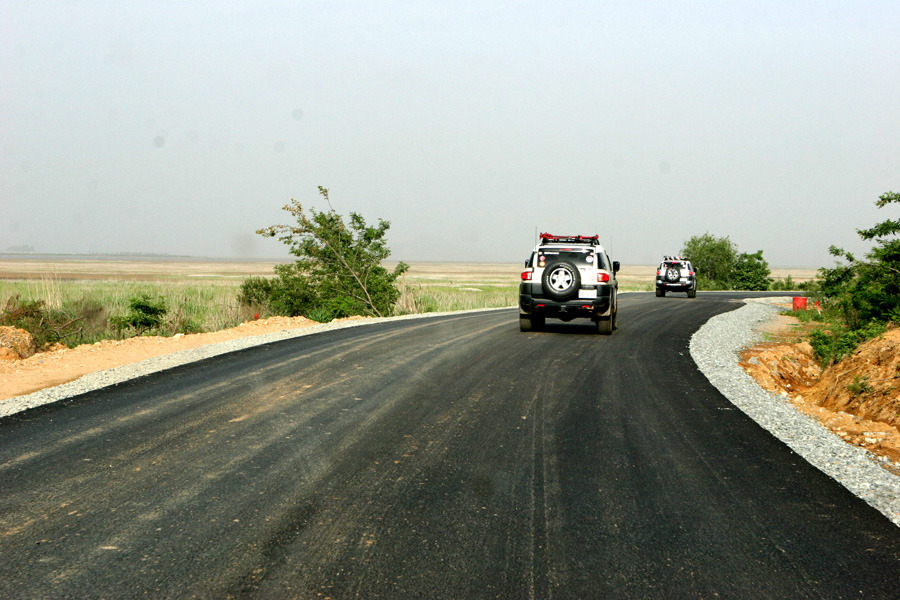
(540, 233), (600, 246)
(663, 255), (689, 261)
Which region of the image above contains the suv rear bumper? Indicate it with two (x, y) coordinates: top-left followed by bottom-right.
(519, 283), (614, 319)
(656, 281), (695, 291)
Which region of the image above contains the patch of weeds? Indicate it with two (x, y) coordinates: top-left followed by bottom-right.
(809, 321), (887, 365)
(0, 295), (88, 347)
(412, 294), (440, 313)
(847, 375), (872, 396)
(170, 308), (203, 334)
(790, 308), (826, 323)
(306, 307), (335, 323)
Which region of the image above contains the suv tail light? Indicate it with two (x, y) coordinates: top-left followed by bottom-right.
(597, 272), (610, 283)
(521, 269), (533, 281)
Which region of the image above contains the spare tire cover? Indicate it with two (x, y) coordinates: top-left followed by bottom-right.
(541, 261), (580, 301)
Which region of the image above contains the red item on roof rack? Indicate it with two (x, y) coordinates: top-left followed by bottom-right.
(539, 233), (600, 245)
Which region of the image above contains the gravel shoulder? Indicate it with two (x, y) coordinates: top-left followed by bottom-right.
(691, 298), (900, 526)
(3, 299), (899, 526)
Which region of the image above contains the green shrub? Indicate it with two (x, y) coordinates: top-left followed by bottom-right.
(770, 274), (797, 291)
(809, 321), (887, 365)
(681, 233), (737, 286)
(251, 186), (408, 319)
(680, 235), (772, 290)
(237, 277), (274, 308)
(306, 306), (336, 323)
(847, 375), (872, 396)
(731, 250), (771, 291)
(805, 191), (900, 361)
(819, 192), (900, 329)
(111, 294), (168, 335)
(0, 295), (86, 347)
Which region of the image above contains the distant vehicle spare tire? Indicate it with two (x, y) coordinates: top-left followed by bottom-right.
(541, 261), (580, 301)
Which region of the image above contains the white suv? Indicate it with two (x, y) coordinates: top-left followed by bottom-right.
(519, 233), (619, 334)
(655, 256), (697, 297)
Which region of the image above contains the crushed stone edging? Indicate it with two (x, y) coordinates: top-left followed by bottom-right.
(690, 298), (900, 527)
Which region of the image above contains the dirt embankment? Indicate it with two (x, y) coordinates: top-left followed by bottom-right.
(741, 319), (900, 468)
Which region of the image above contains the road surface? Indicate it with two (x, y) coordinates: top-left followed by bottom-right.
(2, 293), (900, 598)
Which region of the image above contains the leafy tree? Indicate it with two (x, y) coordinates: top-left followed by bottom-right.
(731, 250), (771, 291)
(818, 191), (900, 329)
(680, 233), (737, 289)
(250, 187), (409, 320)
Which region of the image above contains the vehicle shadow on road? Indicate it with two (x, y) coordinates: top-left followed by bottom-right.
(524, 322), (605, 336)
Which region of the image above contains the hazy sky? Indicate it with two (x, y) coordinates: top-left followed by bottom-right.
(3, 1), (898, 267)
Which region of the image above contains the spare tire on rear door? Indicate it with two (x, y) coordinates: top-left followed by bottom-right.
(541, 261), (580, 301)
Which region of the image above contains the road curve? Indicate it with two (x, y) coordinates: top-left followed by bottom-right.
(2, 293), (900, 599)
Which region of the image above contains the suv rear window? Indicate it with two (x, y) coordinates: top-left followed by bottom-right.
(534, 249), (595, 268)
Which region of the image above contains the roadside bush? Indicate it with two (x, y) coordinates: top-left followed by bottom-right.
(1, 295), (45, 326)
(681, 233), (737, 287)
(0, 295), (88, 347)
(810, 191), (900, 360)
(237, 277), (274, 309)
(731, 250), (771, 291)
(770, 274), (797, 291)
(111, 294), (168, 336)
(680, 234), (773, 290)
(247, 186), (408, 319)
(808, 320), (887, 365)
(305, 306), (338, 323)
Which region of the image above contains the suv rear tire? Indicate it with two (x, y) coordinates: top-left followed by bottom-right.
(597, 318), (613, 335)
(541, 261), (580, 301)
(519, 314), (545, 331)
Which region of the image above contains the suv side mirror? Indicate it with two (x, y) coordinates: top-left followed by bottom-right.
(613, 261), (620, 273)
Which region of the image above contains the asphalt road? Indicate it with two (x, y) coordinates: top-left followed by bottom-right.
(3, 293), (900, 599)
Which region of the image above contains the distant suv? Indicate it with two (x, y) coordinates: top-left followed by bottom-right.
(655, 256), (697, 297)
(519, 233), (619, 334)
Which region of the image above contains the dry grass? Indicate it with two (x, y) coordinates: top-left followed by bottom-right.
(0, 258), (816, 287)
(0, 258), (282, 282)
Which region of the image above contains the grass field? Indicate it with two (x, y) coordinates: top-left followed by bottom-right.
(0, 257), (817, 347)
